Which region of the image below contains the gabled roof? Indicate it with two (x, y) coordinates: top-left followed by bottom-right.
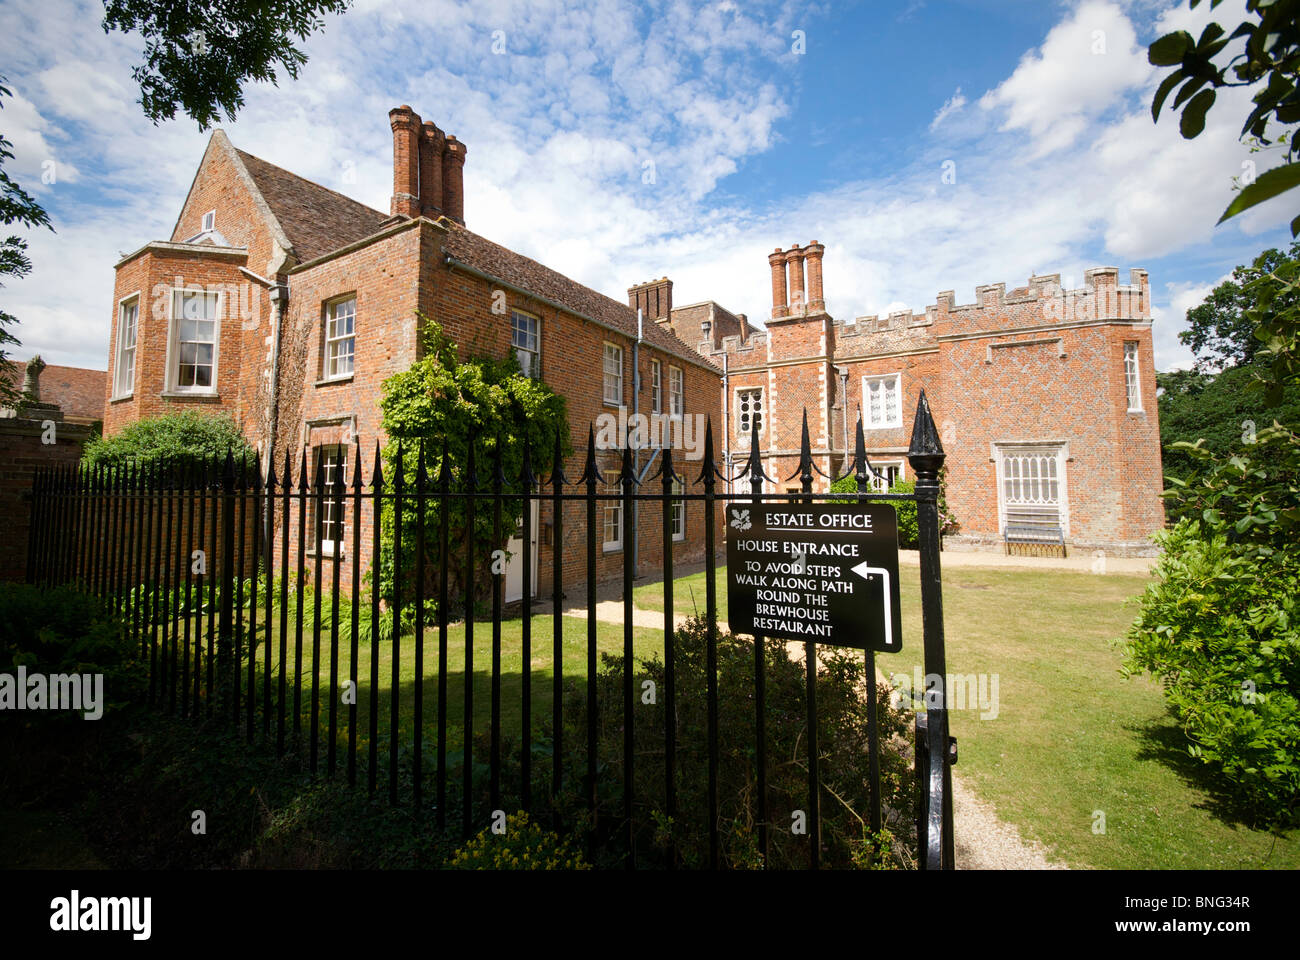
(220, 142), (716, 372)
(236, 150), (391, 266)
(441, 224), (718, 372)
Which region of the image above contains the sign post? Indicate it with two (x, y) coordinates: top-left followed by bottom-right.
(726, 502), (902, 652)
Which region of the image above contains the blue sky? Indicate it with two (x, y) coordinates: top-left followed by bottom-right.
(1, 0), (1293, 371)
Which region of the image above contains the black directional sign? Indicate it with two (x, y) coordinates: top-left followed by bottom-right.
(726, 502), (903, 653)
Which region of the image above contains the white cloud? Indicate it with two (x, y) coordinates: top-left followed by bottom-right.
(930, 87), (966, 131)
(0, 86), (80, 186)
(0, 0), (1286, 383)
(979, 0), (1149, 158)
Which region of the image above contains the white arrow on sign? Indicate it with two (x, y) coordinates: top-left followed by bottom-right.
(850, 561), (894, 649)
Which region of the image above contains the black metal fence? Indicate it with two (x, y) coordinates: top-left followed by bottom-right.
(25, 393), (955, 870)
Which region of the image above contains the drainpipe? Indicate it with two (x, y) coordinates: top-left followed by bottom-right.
(265, 282), (289, 476)
(722, 352), (730, 494)
(632, 308), (643, 579)
(838, 365), (849, 472)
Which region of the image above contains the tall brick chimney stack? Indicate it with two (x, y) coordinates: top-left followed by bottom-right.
(419, 120), (445, 217)
(805, 242), (825, 311)
(442, 136), (467, 225)
(627, 277), (674, 320)
(769, 242), (826, 318)
(389, 106), (422, 218)
(769, 248), (789, 319)
(786, 244), (806, 313)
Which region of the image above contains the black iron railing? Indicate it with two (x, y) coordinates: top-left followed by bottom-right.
(25, 392), (955, 869)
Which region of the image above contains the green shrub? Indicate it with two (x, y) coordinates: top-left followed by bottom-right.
(555, 616), (917, 869)
(0, 583), (145, 721)
(829, 474), (919, 548)
(378, 315), (570, 620)
(1122, 516), (1300, 826)
(446, 811), (591, 870)
(82, 410), (254, 470)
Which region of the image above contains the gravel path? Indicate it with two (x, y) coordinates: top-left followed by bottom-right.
(950, 773), (1068, 869)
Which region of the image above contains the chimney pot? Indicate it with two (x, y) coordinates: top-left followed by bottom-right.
(419, 120), (445, 217)
(441, 136), (467, 225)
(389, 106), (422, 218)
(626, 276), (672, 320)
(769, 249), (789, 319)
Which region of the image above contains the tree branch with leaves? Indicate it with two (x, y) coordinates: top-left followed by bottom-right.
(1150, 0), (1300, 233)
(102, 0), (352, 129)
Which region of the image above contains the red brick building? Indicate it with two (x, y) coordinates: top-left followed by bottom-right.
(102, 106), (723, 594)
(103, 103), (1164, 575)
(644, 245), (1164, 556)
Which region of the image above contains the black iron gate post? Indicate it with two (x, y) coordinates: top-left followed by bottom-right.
(852, 419), (885, 844)
(219, 451), (236, 716)
(907, 389), (955, 870)
(744, 415), (770, 865)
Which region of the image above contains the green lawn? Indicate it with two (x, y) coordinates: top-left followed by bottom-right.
(154, 612), (663, 770)
(639, 562), (1298, 869)
(149, 561), (1298, 869)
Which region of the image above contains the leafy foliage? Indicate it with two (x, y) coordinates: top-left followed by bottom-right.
(1162, 420), (1300, 552)
(0, 583), (146, 721)
(81, 409), (254, 470)
(1121, 519), (1300, 826)
(1180, 243), (1300, 370)
(555, 616), (917, 869)
(0, 77), (54, 406)
(1240, 243), (1300, 402)
(377, 316), (571, 617)
(102, 0), (351, 129)
(1148, 1), (1300, 232)
(829, 473), (919, 547)
(125, 573), (395, 645)
(446, 811), (592, 870)
(828, 467), (958, 544)
(1131, 350), (1300, 823)
(1157, 364), (1300, 485)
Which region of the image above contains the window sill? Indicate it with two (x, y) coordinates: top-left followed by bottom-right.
(109, 393), (134, 404)
(1126, 408), (1144, 415)
(306, 549), (346, 560)
(315, 375), (354, 388)
(602, 400), (624, 409)
(160, 391), (221, 402)
(602, 544), (623, 554)
(863, 423), (903, 431)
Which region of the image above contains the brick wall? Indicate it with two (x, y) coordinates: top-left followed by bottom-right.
(706, 262), (1165, 554)
(104, 245), (265, 443)
(0, 413), (93, 582)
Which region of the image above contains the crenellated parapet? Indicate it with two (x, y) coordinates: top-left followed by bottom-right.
(823, 266), (1151, 358)
(697, 248), (1152, 369)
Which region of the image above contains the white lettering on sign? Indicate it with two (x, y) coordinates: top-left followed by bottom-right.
(728, 503), (902, 652)
(765, 511), (875, 531)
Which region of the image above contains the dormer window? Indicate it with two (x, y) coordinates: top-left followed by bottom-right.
(185, 209), (227, 245)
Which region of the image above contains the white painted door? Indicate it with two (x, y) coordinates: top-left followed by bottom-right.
(504, 501), (539, 603)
